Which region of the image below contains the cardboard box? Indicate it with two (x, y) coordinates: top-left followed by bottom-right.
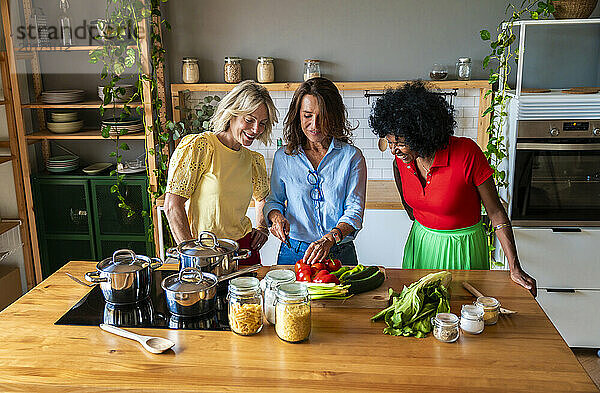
(0, 265), (22, 311)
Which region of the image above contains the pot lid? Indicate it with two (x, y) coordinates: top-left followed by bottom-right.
(97, 249), (149, 273)
(162, 267), (217, 293)
(177, 231), (238, 258)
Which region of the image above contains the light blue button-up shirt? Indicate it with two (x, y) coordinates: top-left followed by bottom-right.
(264, 138), (367, 243)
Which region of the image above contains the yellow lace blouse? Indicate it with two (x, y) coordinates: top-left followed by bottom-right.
(166, 132), (269, 240)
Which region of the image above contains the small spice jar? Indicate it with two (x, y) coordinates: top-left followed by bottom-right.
(261, 269), (295, 324)
(257, 57), (275, 83)
(275, 283), (311, 343)
(456, 57), (472, 81)
(182, 57), (199, 84)
(228, 277), (263, 336)
(460, 304), (485, 334)
(432, 313), (460, 343)
(224, 56), (242, 84)
(303, 59), (321, 81)
(475, 296), (500, 325)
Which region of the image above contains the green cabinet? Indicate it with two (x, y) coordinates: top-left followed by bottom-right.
(32, 173), (154, 278)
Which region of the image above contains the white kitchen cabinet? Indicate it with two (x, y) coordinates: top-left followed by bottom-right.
(513, 227), (600, 289)
(536, 289), (600, 348)
(248, 207), (412, 267)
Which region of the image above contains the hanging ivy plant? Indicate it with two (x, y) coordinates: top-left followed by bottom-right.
(89, 0), (171, 245)
(479, 0), (554, 265)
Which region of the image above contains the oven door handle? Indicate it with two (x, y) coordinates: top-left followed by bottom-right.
(516, 142), (600, 151)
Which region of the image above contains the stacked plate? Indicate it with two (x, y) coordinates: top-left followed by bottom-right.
(98, 84), (136, 103)
(47, 155), (79, 173)
(41, 90), (85, 104)
(102, 117), (143, 135)
(47, 112), (83, 134)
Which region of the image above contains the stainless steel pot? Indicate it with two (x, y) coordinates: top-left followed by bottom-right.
(85, 249), (163, 305)
(166, 231), (251, 276)
(161, 265), (262, 316)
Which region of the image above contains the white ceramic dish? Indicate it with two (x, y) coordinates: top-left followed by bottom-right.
(83, 162), (112, 175)
(117, 166), (146, 174)
(47, 120), (84, 134)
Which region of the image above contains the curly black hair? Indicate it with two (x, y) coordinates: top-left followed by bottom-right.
(369, 80), (455, 158)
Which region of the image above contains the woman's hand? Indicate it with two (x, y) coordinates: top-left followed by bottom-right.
(250, 228), (269, 250)
(303, 235), (335, 265)
(268, 210), (290, 243)
(510, 263), (537, 297)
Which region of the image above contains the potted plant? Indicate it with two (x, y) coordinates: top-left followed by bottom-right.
(167, 94), (221, 141)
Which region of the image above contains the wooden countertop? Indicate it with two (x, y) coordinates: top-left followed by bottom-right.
(156, 180), (403, 210)
(0, 261), (594, 392)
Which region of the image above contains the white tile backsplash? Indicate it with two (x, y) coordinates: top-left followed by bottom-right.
(184, 88), (481, 180)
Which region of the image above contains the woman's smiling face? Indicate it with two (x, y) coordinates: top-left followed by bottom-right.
(228, 103), (269, 147)
(300, 94), (328, 145)
(385, 134), (418, 163)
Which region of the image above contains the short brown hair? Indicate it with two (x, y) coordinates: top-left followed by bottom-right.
(283, 77), (354, 154)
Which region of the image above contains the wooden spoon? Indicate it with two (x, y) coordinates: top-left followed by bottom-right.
(100, 324), (174, 354)
(462, 281), (517, 315)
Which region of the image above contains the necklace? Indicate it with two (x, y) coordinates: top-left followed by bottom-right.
(417, 156), (434, 176)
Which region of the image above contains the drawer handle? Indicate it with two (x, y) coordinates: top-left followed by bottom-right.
(545, 288), (576, 293)
(551, 228), (581, 233)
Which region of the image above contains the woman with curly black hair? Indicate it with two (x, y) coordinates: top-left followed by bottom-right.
(370, 80), (536, 295)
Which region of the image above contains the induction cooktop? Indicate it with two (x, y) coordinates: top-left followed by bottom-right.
(56, 270), (231, 330)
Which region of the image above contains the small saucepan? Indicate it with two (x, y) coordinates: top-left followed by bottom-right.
(85, 249), (163, 305)
(166, 231), (252, 277)
(161, 265), (261, 316)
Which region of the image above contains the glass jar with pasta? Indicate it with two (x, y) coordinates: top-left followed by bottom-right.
(228, 277), (263, 336)
(275, 283), (311, 343)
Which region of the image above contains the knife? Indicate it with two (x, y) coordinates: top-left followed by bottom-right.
(284, 234), (292, 249)
(462, 281), (517, 315)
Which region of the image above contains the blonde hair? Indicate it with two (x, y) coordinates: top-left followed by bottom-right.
(210, 80), (278, 145)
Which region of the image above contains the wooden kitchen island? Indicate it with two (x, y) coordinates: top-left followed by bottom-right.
(0, 261), (595, 392)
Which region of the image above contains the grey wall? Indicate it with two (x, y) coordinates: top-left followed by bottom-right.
(164, 0), (600, 87)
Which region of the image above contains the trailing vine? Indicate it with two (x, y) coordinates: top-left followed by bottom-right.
(479, 0), (554, 264)
(90, 0), (172, 246)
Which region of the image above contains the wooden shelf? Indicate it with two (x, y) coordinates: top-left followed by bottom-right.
(22, 101), (142, 109)
(171, 80), (490, 93)
(25, 130), (146, 141)
(0, 221), (19, 236)
(0, 156), (13, 164)
(0, 141), (9, 148)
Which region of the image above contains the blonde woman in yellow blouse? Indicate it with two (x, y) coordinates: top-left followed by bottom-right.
(164, 80), (278, 265)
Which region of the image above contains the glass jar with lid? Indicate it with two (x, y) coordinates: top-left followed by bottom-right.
(257, 57), (275, 83)
(182, 57), (199, 84)
(432, 313), (460, 343)
(475, 296), (500, 325)
(275, 283), (311, 343)
(456, 57), (472, 80)
(262, 269), (295, 324)
(227, 276), (263, 335)
(303, 59), (321, 81)
(224, 57), (242, 84)
(460, 304), (484, 334)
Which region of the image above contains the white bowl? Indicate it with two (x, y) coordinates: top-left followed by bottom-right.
(47, 120), (84, 134)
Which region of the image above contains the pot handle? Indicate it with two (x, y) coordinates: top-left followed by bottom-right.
(197, 231), (219, 250)
(232, 249), (252, 261)
(112, 249), (137, 265)
(179, 266), (204, 284)
(166, 247), (178, 259)
(85, 271), (109, 283)
(149, 257), (163, 270)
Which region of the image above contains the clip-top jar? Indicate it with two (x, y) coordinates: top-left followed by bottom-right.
(224, 57), (242, 84)
(456, 57), (472, 80)
(262, 269), (295, 324)
(432, 312), (460, 343)
(475, 296), (500, 325)
(303, 59), (321, 81)
(275, 283), (311, 342)
(228, 276), (263, 335)
(460, 304), (484, 334)
(182, 57), (199, 84)
(257, 57), (275, 83)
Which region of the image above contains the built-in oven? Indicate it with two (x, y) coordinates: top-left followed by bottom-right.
(511, 119), (600, 227)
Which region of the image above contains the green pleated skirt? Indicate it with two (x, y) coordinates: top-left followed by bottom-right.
(403, 220), (489, 270)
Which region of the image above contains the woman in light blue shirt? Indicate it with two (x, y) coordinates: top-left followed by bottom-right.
(264, 77), (367, 265)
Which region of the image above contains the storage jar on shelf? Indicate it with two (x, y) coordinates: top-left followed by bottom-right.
(224, 57), (242, 84)
(456, 57), (472, 81)
(257, 57), (275, 83)
(182, 57), (199, 84)
(303, 59), (321, 81)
